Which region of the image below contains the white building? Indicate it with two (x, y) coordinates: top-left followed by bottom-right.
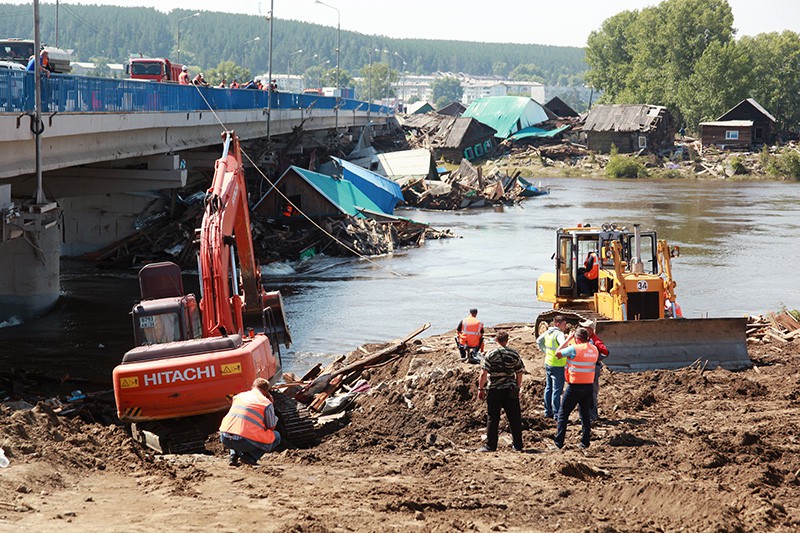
(392, 73), (546, 106)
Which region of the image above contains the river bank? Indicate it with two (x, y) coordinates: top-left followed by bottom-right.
(487, 139), (800, 181)
(1, 322), (799, 532)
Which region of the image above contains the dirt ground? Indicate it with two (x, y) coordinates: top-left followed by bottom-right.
(1, 323), (799, 532)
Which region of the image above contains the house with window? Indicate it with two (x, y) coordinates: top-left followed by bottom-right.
(699, 98), (776, 149)
(402, 113), (497, 162)
(582, 104), (675, 154)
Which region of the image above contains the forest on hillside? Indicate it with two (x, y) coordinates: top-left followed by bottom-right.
(0, 3), (587, 85)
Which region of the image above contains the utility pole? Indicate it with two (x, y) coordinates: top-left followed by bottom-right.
(267, 0), (273, 141)
(315, 0), (340, 132)
(33, 0), (45, 204)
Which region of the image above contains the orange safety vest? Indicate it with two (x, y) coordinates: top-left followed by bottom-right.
(565, 342), (599, 384)
(178, 72), (189, 85)
(585, 252), (599, 280)
(219, 389), (276, 444)
(458, 316), (483, 348)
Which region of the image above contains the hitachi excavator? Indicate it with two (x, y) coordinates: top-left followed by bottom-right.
(112, 131), (314, 453)
(535, 223), (750, 372)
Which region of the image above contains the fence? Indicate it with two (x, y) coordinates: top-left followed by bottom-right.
(0, 70), (393, 116)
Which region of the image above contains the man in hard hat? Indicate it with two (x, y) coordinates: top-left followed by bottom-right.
(178, 65), (189, 85)
(552, 327), (599, 449)
(456, 308), (484, 364)
(219, 378), (282, 466)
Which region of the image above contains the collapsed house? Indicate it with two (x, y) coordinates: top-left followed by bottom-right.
(544, 96), (579, 119)
(402, 113), (498, 162)
(582, 104), (676, 154)
(436, 101), (466, 117)
(462, 96), (552, 141)
(405, 101), (434, 115)
(700, 98), (776, 149)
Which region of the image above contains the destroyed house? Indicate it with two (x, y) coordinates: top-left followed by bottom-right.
(544, 96), (579, 118)
(436, 101), (466, 116)
(406, 101), (434, 115)
(376, 149), (437, 186)
(583, 104), (675, 153)
(700, 98), (776, 148)
(402, 114), (498, 162)
(329, 158), (404, 214)
(254, 166), (386, 220)
(462, 96), (550, 139)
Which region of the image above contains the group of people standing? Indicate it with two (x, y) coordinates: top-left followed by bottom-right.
(461, 308), (608, 453)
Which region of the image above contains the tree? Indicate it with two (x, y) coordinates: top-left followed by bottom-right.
(585, 0), (737, 127)
(356, 62), (398, 101)
(205, 61), (251, 86)
(431, 76), (463, 109)
(509, 63), (545, 83)
(303, 65), (353, 89)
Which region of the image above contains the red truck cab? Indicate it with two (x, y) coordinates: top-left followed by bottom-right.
(127, 57), (184, 82)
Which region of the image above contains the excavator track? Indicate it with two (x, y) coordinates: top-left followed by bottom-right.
(272, 391), (317, 449)
(130, 415), (215, 455)
(535, 309), (606, 336)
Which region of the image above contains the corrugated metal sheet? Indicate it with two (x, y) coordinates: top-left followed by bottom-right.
(583, 104), (668, 133)
(508, 124), (571, 140)
(330, 157), (404, 214)
(698, 120), (754, 127)
(287, 166), (385, 217)
(377, 149), (435, 182)
(462, 96), (550, 139)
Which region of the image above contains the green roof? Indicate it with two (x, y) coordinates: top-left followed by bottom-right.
(288, 166), (385, 217)
(462, 96), (550, 139)
(509, 124), (571, 140)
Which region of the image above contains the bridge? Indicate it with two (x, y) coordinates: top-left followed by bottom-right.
(0, 70), (394, 324)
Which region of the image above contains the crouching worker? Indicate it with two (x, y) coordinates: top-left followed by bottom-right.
(220, 378), (281, 466)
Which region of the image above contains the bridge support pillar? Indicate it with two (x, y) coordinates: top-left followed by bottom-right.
(0, 188), (61, 325)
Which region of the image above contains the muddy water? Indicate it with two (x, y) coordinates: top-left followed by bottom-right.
(1, 177), (798, 386)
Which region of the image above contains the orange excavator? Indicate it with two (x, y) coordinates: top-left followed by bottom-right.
(112, 131), (313, 453)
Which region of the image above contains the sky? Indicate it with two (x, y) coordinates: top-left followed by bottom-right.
(17, 0), (800, 47)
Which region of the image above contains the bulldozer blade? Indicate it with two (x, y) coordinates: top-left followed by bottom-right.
(596, 317), (750, 372)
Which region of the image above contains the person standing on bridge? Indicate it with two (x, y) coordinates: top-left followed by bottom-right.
(537, 314), (567, 419)
(26, 50), (50, 78)
(178, 65), (189, 85)
(552, 327), (599, 449)
(219, 378), (282, 466)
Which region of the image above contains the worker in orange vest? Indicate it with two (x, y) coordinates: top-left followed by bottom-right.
(551, 327), (599, 449)
(456, 308), (484, 364)
(577, 248), (599, 296)
(178, 65), (189, 85)
(219, 378), (281, 466)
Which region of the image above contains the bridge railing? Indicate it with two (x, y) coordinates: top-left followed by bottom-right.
(0, 70), (394, 116)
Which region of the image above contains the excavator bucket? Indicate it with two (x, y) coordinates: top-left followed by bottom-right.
(262, 290), (292, 348)
(596, 317), (750, 372)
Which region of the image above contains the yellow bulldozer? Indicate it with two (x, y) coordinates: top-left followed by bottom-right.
(535, 223), (750, 372)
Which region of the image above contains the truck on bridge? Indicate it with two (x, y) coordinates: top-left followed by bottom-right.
(0, 38), (72, 73)
(126, 56), (184, 82)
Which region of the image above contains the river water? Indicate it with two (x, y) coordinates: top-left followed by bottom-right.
(1, 177), (799, 386)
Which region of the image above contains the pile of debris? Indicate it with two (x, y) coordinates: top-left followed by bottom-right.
(746, 311), (800, 345)
(402, 159), (547, 210)
(276, 324), (432, 416)
(250, 215), (453, 261)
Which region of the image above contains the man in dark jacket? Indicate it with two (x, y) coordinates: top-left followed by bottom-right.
(477, 331), (524, 452)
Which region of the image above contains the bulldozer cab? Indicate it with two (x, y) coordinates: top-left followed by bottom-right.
(554, 226), (658, 298)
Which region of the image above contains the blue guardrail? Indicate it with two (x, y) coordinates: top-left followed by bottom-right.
(0, 70), (393, 116)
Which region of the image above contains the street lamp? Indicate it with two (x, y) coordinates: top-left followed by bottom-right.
(394, 51), (407, 108)
(176, 12), (200, 64)
(315, 0), (340, 130)
(287, 49), (303, 91)
(242, 36), (260, 69)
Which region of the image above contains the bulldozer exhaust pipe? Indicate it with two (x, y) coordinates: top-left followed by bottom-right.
(631, 223), (644, 274)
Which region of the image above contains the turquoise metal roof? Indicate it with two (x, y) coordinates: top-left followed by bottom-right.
(508, 124), (571, 140)
(287, 166), (386, 217)
(330, 157), (404, 215)
(463, 96), (549, 139)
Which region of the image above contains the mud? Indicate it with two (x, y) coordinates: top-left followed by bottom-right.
(1, 323), (799, 532)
